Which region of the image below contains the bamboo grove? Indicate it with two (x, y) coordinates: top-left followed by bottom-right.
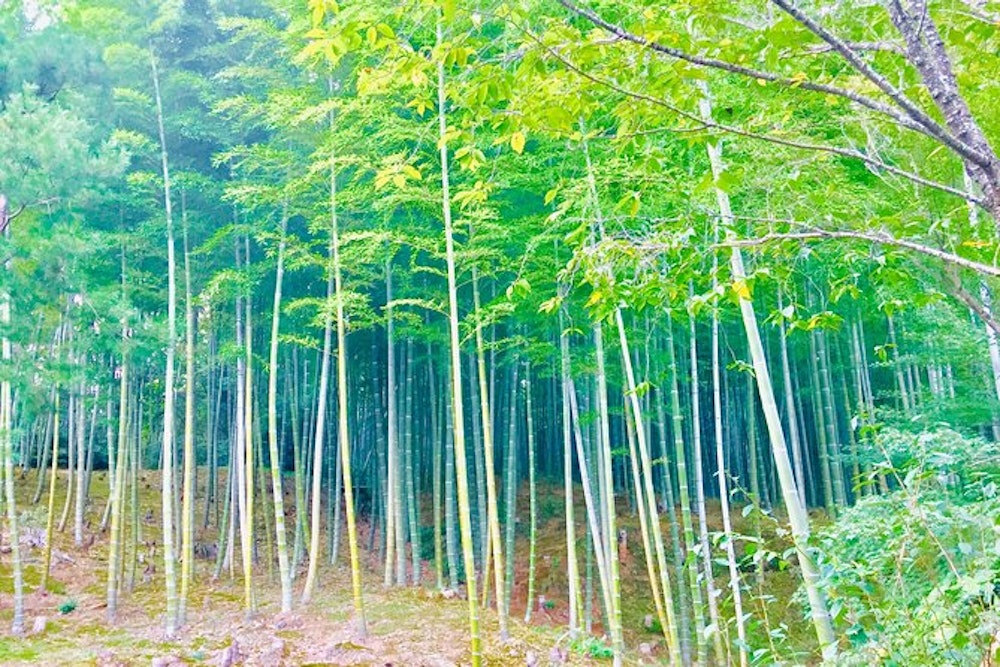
(2, 0), (1000, 665)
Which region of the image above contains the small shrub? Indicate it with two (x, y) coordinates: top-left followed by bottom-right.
(568, 635), (613, 659)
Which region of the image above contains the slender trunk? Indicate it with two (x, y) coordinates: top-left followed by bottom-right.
(699, 86), (836, 660)
(565, 328), (616, 650)
(438, 20), (482, 662)
(712, 266), (748, 667)
(665, 314), (708, 665)
(234, 239), (253, 613)
(301, 244), (333, 604)
(558, 311), (582, 635)
(778, 291), (806, 505)
(74, 387), (89, 547)
(430, 343), (444, 590)
(403, 341), (420, 585)
(32, 408), (52, 505)
(887, 314), (911, 414)
(809, 329), (835, 514)
(1, 211), (23, 633)
(688, 307), (726, 664)
(384, 257), (403, 587)
(617, 311), (682, 666)
(592, 327), (624, 666)
(151, 50), (179, 637)
(523, 360), (538, 623)
(469, 353), (487, 571)
(817, 328), (847, 508)
(578, 130), (627, 663)
(502, 362), (518, 613)
(57, 391), (74, 534)
(107, 356), (129, 622)
(267, 210), (293, 612)
(41, 392), (60, 592)
(471, 260), (507, 638)
(179, 202), (197, 625)
(328, 122), (367, 634)
(444, 361), (459, 590)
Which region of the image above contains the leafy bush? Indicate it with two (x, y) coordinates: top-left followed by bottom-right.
(815, 428), (1000, 665)
(567, 635), (614, 659)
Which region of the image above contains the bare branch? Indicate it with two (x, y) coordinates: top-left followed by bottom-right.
(942, 265), (1000, 336)
(722, 228), (1000, 278)
(802, 41), (905, 56)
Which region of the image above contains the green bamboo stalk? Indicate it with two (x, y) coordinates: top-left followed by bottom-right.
(687, 305), (726, 664)
(404, 341), (420, 585)
(267, 209), (293, 612)
(107, 352), (129, 622)
(430, 343), (444, 591)
(444, 364), (459, 590)
(384, 257), (403, 587)
(809, 328), (835, 515)
(592, 327), (624, 667)
(698, 86), (837, 660)
(624, 385), (675, 647)
(1, 222), (22, 633)
(301, 236), (333, 605)
(437, 19), (481, 662)
(617, 311), (682, 667)
(150, 49), (179, 637)
(471, 260), (507, 637)
(502, 361), (518, 613)
(179, 198), (197, 626)
(816, 328), (848, 508)
(523, 359), (538, 623)
(665, 313), (708, 665)
(558, 309), (582, 635)
(329, 126), (367, 634)
(41, 391), (60, 592)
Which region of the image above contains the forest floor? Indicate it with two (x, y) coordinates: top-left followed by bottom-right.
(0, 469), (814, 665)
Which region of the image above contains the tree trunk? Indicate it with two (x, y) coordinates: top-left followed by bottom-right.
(437, 19), (482, 663)
(699, 86), (837, 660)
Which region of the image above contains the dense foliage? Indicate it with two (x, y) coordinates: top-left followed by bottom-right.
(1, 0), (999, 665)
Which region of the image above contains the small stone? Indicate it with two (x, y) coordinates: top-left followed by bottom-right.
(215, 640), (242, 667)
(151, 656), (184, 667)
(643, 614), (654, 629)
(260, 639), (285, 665)
(272, 612), (303, 630)
(525, 651), (539, 666)
(639, 642), (653, 656)
(31, 616), (46, 635)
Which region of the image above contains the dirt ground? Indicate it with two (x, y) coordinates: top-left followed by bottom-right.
(0, 472), (648, 666)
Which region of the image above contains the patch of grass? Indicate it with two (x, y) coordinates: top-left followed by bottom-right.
(0, 635), (42, 663)
(0, 563), (66, 595)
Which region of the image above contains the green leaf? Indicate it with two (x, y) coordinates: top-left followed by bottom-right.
(510, 131), (526, 155)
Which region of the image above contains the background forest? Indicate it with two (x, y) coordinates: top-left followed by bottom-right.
(1, 0), (1000, 665)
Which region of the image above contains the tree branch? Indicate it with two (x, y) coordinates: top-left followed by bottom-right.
(941, 265), (1000, 336)
(512, 22), (986, 209)
(769, 0), (990, 169)
(722, 228), (1000, 278)
(885, 0), (1000, 221)
(802, 41), (904, 56)
(557, 0), (952, 145)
